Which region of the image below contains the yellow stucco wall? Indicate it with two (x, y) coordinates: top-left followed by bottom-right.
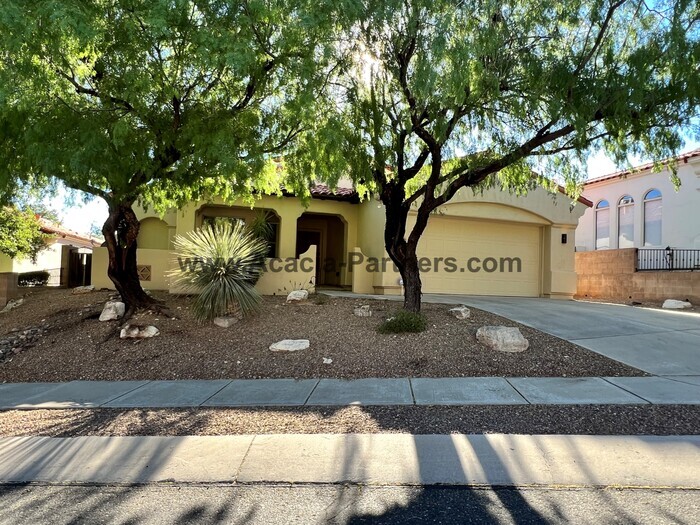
(137, 218), (173, 250)
(92, 244), (317, 295)
(91, 186), (587, 299)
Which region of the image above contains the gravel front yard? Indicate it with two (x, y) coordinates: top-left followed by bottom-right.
(0, 405), (696, 436)
(0, 287), (645, 381)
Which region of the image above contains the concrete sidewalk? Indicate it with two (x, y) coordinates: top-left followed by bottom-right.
(1, 433), (698, 487)
(1, 376), (700, 409)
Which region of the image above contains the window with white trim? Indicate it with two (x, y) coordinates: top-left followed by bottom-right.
(643, 189), (662, 247)
(617, 195), (634, 248)
(595, 200), (610, 250)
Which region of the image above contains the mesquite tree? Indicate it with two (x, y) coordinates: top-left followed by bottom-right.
(300, 0), (700, 312)
(0, 0), (327, 311)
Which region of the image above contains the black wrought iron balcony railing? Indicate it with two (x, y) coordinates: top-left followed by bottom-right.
(637, 248), (700, 271)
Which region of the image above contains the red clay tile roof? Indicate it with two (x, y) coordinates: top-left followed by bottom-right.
(306, 183), (360, 202)
(585, 148), (700, 186)
(38, 218), (101, 248)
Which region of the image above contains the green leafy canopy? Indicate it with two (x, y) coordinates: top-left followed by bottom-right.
(0, 0), (335, 211)
(295, 0), (700, 201)
(0, 207), (49, 262)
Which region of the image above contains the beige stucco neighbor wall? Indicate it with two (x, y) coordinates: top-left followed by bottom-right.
(575, 248), (700, 303)
(0, 239), (84, 287)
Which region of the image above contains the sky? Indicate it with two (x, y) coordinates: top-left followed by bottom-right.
(53, 140), (700, 236)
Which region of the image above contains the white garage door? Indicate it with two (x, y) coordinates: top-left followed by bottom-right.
(417, 217), (541, 296)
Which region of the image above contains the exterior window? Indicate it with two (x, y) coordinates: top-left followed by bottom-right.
(644, 189), (662, 246)
(617, 195), (635, 248)
(595, 200), (610, 250)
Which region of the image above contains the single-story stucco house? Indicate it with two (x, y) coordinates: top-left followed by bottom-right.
(92, 183), (591, 299)
(0, 219), (99, 287)
(0, 219), (100, 307)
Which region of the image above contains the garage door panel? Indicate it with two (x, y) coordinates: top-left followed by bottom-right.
(417, 217), (541, 297)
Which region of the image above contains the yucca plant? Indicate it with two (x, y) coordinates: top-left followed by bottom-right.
(169, 221), (268, 321)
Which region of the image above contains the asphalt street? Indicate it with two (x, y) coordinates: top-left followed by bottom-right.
(1, 484), (698, 524)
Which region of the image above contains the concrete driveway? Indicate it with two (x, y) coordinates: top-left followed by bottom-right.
(443, 296), (700, 376)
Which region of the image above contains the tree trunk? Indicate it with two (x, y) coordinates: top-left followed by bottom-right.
(400, 242), (422, 313)
(382, 192), (435, 314)
(102, 200), (158, 313)
(382, 200), (424, 313)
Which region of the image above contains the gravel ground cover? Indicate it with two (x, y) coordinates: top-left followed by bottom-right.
(0, 287), (645, 382)
(0, 405), (696, 436)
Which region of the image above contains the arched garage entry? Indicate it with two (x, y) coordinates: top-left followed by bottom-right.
(416, 212), (543, 297)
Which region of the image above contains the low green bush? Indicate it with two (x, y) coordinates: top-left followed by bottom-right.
(377, 309), (427, 334)
(312, 293), (329, 305)
(18, 270), (49, 287)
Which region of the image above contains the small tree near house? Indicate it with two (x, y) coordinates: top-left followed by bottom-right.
(0, 0), (330, 314)
(0, 207), (48, 263)
(299, 0), (700, 313)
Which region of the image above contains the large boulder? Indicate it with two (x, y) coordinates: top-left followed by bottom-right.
(353, 305), (372, 317)
(269, 339), (309, 352)
(286, 290), (309, 303)
(449, 306), (471, 319)
(99, 301), (126, 322)
(662, 299), (692, 310)
(476, 326), (529, 353)
(120, 324), (160, 339)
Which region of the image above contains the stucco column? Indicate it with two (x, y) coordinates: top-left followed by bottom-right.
(542, 224), (578, 299)
(175, 203), (198, 238)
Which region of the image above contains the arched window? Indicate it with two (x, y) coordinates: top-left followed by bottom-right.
(595, 200), (610, 250)
(617, 195), (635, 248)
(644, 189), (662, 246)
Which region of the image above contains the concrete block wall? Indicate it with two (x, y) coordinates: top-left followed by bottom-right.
(576, 248), (699, 303)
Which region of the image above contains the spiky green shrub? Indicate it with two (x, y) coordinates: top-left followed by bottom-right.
(169, 221), (268, 321)
(377, 310), (427, 334)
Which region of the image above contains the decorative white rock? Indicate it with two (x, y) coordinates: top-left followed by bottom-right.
(120, 324), (160, 339)
(662, 299), (692, 310)
(323, 357), (333, 364)
(476, 326), (529, 353)
(286, 290), (309, 303)
(269, 339), (310, 352)
(353, 305), (372, 317)
(1, 298), (23, 313)
(99, 301), (126, 322)
(213, 316), (238, 328)
(71, 285), (94, 295)
(449, 306), (471, 319)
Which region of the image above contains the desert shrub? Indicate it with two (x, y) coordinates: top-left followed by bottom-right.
(377, 310), (427, 334)
(169, 221), (268, 321)
(18, 270), (49, 287)
(312, 293), (329, 305)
